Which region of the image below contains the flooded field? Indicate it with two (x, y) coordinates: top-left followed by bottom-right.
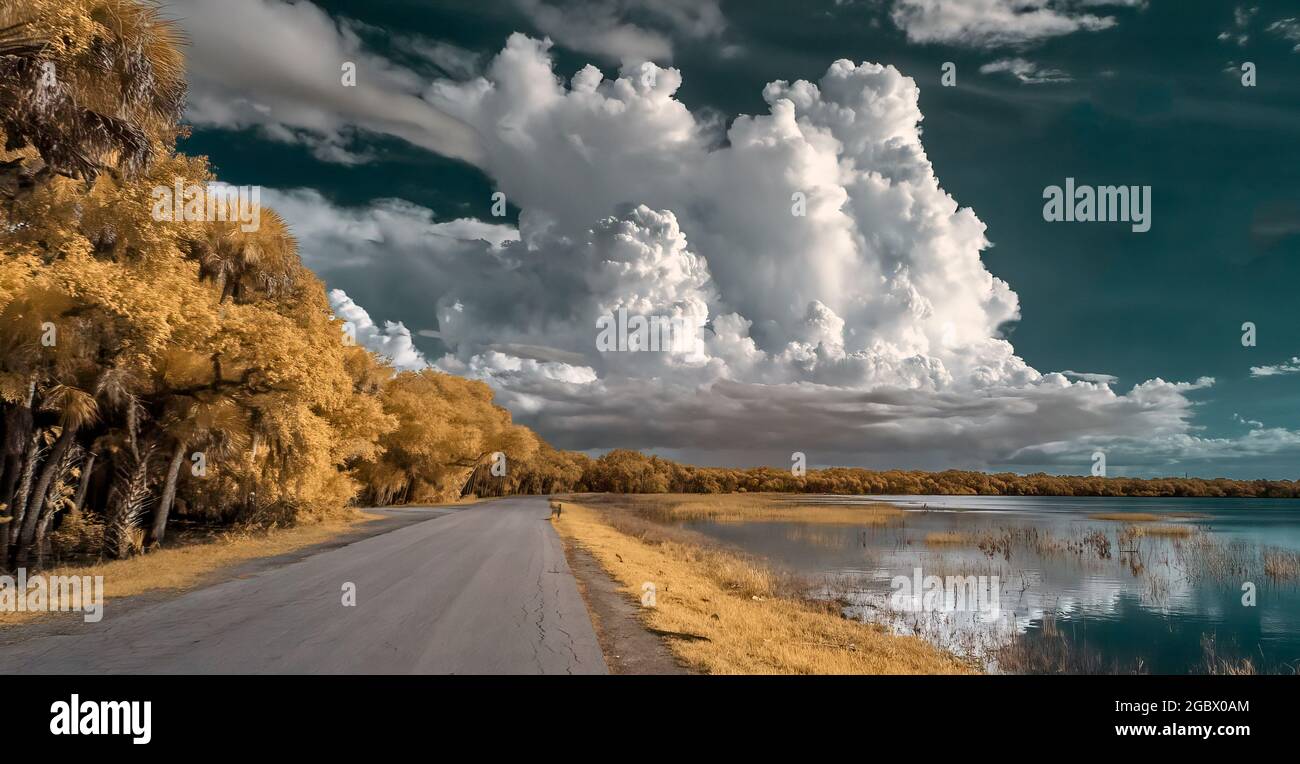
(685, 496), (1300, 674)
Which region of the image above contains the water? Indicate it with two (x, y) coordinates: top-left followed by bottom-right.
(684, 495), (1300, 674)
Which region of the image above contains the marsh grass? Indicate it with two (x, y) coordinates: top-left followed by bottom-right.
(1200, 634), (1257, 675)
(1182, 535), (1253, 580)
(1167, 532), (1300, 584)
(1145, 571), (1171, 602)
(973, 526), (1112, 562)
(1263, 547), (1300, 581)
(784, 525), (853, 550)
(1089, 512), (1209, 523)
(994, 624), (1147, 675)
(923, 531), (970, 546)
(1125, 523), (1195, 538)
(554, 500), (971, 674)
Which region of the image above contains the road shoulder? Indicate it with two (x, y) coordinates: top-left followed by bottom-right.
(558, 521), (691, 675)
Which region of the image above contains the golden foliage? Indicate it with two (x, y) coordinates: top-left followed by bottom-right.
(356, 370), (539, 505)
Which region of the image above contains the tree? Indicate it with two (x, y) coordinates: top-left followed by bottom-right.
(185, 205), (303, 304)
(357, 370), (539, 505)
(0, 0), (186, 183)
(13, 383), (96, 565)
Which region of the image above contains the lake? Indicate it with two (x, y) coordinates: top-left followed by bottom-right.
(684, 495), (1300, 674)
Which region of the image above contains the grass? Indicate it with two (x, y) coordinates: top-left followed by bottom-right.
(784, 526), (853, 549)
(581, 493), (905, 525)
(1263, 547), (1300, 581)
(1178, 534), (1255, 581)
(1200, 634), (1258, 675)
(1124, 523), (1195, 538)
(552, 499), (971, 674)
(974, 526), (1111, 561)
(0, 512), (379, 627)
(1132, 529), (1300, 586)
(923, 532), (970, 546)
(1089, 512), (1208, 522)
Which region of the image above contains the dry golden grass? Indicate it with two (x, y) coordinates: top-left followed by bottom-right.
(1126, 523), (1195, 538)
(0, 512), (379, 627)
(1201, 634), (1258, 675)
(923, 532), (970, 546)
(783, 525), (852, 549)
(1089, 512), (1208, 522)
(1263, 547), (1300, 581)
(553, 500), (970, 675)
(588, 493), (905, 525)
(406, 494), (482, 506)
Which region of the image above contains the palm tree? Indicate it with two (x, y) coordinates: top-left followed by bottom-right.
(0, 378), (35, 557)
(0, 292), (68, 546)
(13, 383), (97, 566)
(2, 430), (39, 568)
(186, 206), (302, 303)
(0, 0), (186, 182)
(104, 443), (152, 559)
(30, 442), (81, 567)
(68, 446), (97, 514)
(147, 394), (248, 547)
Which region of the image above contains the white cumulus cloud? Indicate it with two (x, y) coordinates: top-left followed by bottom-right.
(329, 289), (430, 371)
(1251, 356), (1300, 377)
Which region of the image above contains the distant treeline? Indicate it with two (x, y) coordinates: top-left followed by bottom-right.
(465, 448), (1300, 499)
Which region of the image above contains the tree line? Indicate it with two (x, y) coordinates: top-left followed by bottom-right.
(468, 449), (1300, 499)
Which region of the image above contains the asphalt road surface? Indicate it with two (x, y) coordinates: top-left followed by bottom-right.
(0, 497), (607, 674)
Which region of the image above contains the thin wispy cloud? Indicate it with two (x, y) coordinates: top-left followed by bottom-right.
(980, 57), (1073, 83)
(889, 0), (1141, 48)
(1251, 356), (1300, 377)
(1267, 17), (1300, 51)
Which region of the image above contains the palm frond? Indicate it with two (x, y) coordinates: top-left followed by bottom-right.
(94, 365), (138, 410)
(0, 0), (187, 179)
(41, 383), (99, 431)
(104, 443), (152, 559)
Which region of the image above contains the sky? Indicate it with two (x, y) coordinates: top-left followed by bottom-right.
(169, 0), (1300, 478)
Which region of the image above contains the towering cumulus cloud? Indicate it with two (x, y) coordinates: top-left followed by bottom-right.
(427, 36), (1026, 387)
(282, 35), (1299, 472)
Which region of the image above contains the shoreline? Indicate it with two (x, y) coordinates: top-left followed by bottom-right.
(551, 496), (974, 675)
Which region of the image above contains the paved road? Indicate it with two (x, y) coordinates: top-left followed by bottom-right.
(0, 497), (607, 674)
